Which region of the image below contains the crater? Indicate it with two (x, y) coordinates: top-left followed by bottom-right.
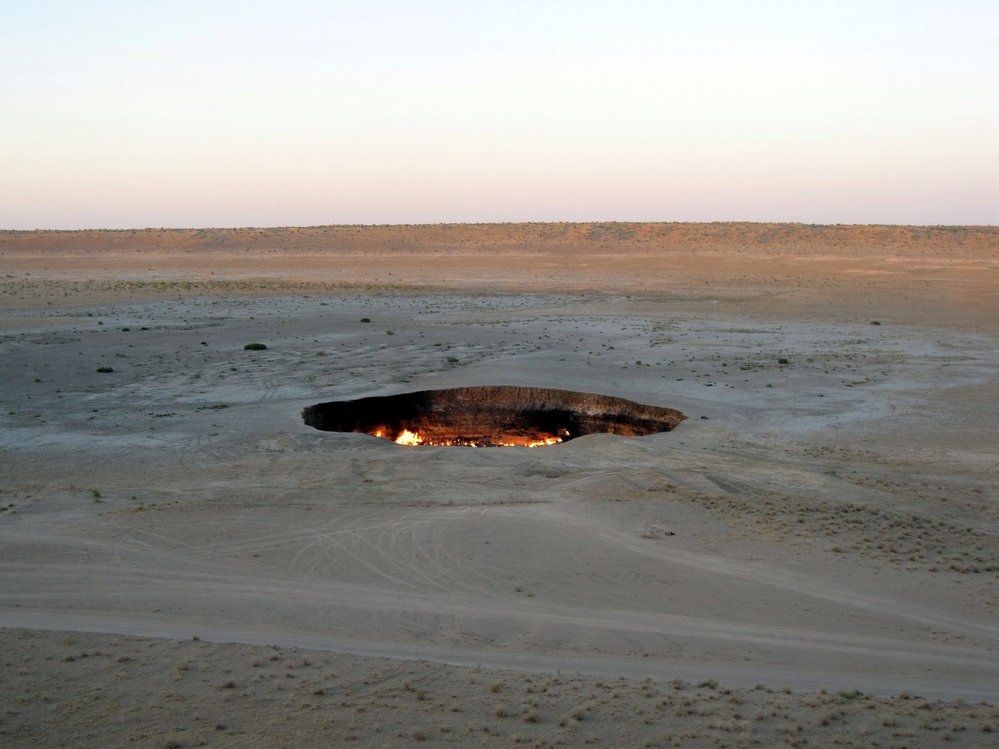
(302, 385), (685, 447)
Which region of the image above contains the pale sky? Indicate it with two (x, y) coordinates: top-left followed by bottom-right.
(2, 1), (997, 228)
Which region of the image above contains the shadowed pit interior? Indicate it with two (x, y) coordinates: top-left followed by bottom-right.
(302, 385), (686, 447)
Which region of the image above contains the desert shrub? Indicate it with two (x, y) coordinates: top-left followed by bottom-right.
(243, 342), (267, 350)
(837, 689), (864, 700)
(96, 366), (114, 373)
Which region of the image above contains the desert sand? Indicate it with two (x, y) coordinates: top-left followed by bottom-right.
(1, 223), (997, 747)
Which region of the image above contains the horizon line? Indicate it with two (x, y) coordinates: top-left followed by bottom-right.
(3, 220), (997, 233)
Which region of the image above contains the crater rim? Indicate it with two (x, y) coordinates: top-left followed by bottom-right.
(302, 385), (686, 447)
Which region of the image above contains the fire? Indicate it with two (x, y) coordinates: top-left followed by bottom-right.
(370, 428), (563, 447)
(524, 436), (563, 447)
(497, 437), (563, 447)
(394, 429), (424, 446)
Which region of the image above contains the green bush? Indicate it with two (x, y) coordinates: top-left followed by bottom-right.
(243, 342), (268, 350)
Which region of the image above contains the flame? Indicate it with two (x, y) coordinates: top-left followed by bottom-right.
(371, 428), (562, 447)
(498, 436), (563, 447)
(526, 436), (563, 447)
(394, 429), (424, 446)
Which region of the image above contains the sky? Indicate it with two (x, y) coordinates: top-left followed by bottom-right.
(1, 1), (997, 229)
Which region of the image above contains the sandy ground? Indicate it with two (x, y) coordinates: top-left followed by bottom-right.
(1, 223), (997, 747)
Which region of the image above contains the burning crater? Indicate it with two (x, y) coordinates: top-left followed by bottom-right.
(302, 386), (685, 447)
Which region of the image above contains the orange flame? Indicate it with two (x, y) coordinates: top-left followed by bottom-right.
(394, 429), (424, 446)
(371, 428), (562, 447)
(525, 436), (563, 447)
(497, 436), (563, 447)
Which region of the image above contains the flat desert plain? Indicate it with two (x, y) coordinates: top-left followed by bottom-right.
(1, 223), (997, 747)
